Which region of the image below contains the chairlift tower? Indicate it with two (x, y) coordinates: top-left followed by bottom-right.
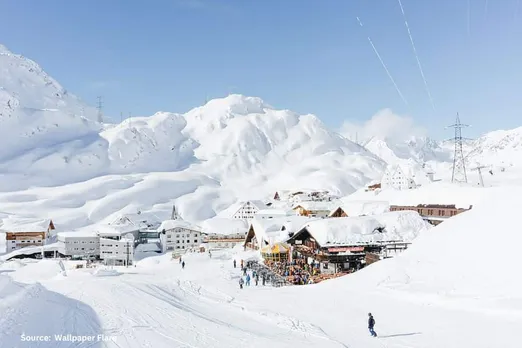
(472, 165), (486, 187)
(446, 113), (470, 183)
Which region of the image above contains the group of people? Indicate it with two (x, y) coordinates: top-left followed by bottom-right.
(236, 259), (268, 289)
(265, 258), (319, 285)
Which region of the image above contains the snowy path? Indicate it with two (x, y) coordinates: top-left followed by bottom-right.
(1, 250), (520, 347)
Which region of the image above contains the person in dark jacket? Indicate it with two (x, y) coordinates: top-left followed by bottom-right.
(233, 259), (237, 268)
(368, 313), (377, 337)
(182, 261), (185, 269)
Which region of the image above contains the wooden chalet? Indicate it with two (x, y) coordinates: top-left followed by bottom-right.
(390, 204), (472, 226)
(329, 207), (348, 218)
(286, 216), (411, 273)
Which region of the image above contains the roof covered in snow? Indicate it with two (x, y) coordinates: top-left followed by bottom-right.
(293, 211), (429, 247)
(255, 208), (289, 216)
(57, 230), (98, 238)
(201, 217), (248, 236)
(0, 218), (54, 233)
(249, 216), (319, 245)
(217, 200), (268, 218)
(292, 201), (336, 211)
(329, 200), (390, 217)
(158, 219), (201, 232)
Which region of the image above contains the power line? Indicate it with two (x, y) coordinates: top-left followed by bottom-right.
(446, 113), (471, 183)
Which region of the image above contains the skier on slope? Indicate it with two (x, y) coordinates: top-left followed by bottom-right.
(368, 313), (377, 337)
(246, 274), (251, 286)
(239, 277), (244, 289)
(233, 259), (237, 268)
(182, 261), (185, 269)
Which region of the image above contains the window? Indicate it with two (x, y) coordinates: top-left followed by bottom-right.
(194, 239), (198, 243)
(187, 240), (190, 243)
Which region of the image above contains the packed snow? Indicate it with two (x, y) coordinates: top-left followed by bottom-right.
(1, 187), (520, 347)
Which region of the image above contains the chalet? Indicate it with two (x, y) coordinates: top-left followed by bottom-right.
(292, 201), (335, 218)
(328, 200), (390, 218)
(201, 217), (248, 249)
(244, 216), (316, 250)
(287, 213), (422, 273)
(390, 204), (472, 225)
(2, 219), (55, 252)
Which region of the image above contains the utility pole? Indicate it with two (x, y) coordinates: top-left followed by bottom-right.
(472, 165), (486, 187)
(446, 113), (470, 183)
(96, 96), (103, 123)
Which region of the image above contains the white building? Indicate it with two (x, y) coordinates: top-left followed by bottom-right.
(100, 237), (134, 266)
(157, 219), (202, 253)
(1, 219), (55, 252)
(221, 200), (268, 220)
(57, 231), (99, 259)
(381, 165), (417, 190)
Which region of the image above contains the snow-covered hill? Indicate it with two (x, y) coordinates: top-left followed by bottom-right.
(0, 44), (385, 230)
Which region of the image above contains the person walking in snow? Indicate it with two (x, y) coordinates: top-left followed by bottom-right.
(239, 277), (244, 289)
(255, 274), (259, 286)
(182, 261), (185, 269)
(243, 267), (247, 276)
(209, 251), (212, 258)
(233, 259), (237, 268)
(368, 313), (377, 337)
(240, 259), (244, 269)
(262, 274), (266, 286)
(179, 257), (182, 264)
(246, 274), (251, 286)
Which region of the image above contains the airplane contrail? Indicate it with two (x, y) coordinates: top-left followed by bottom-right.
(396, 0), (436, 110)
(356, 16), (409, 106)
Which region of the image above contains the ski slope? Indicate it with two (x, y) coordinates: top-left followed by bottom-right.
(1, 185), (521, 348)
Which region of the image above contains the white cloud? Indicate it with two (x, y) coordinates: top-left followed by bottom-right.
(340, 109), (426, 143)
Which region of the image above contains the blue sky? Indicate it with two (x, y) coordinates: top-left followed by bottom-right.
(1, 0), (521, 139)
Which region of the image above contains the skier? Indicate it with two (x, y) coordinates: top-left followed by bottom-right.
(262, 274), (266, 286)
(239, 277), (244, 289)
(246, 274), (251, 286)
(233, 259), (237, 268)
(255, 274), (259, 286)
(209, 251), (212, 258)
(243, 267), (247, 276)
(240, 259), (244, 269)
(182, 261), (185, 269)
(368, 313), (377, 337)
(179, 257), (182, 264)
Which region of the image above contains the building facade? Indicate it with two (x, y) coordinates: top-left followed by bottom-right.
(100, 237), (134, 266)
(292, 202), (333, 218)
(57, 232), (100, 259)
(158, 220), (202, 253)
(4, 219), (55, 252)
(232, 201), (267, 220)
(390, 204), (472, 225)
(381, 165), (416, 190)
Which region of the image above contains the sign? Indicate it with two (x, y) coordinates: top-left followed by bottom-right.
(327, 246), (364, 253)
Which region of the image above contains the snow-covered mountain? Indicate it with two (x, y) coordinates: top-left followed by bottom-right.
(0, 44), (386, 229)
(363, 127), (522, 182)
